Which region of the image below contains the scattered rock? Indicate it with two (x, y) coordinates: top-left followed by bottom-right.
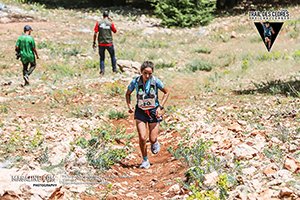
(204, 171), (218, 186)
(231, 31), (237, 38)
(117, 60), (140, 75)
(284, 156), (300, 173)
(228, 123), (243, 132)
(125, 192), (138, 199)
(273, 169), (292, 181)
(167, 184), (181, 195)
(258, 188), (279, 199)
(241, 166), (256, 176)
(279, 187), (293, 198)
(263, 165), (277, 177)
(233, 143), (258, 159)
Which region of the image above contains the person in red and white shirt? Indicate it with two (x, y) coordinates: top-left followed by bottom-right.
(93, 11), (117, 75)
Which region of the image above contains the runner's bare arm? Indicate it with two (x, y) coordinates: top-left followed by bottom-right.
(33, 48), (39, 59)
(159, 87), (170, 108)
(125, 89), (134, 113)
(271, 27), (275, 34)
(156, 87), (170, 117)
(93, 32), (97, 48)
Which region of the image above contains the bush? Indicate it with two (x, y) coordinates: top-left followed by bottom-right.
(156, 62), (176, 69)
(187, 59), (214, 72)
(195, 47), (212, 54)
(149, 0), (216, 27)
(108, 110), (128, 120)
(104, 81), (126, 97)
(293, 50), (300, 60)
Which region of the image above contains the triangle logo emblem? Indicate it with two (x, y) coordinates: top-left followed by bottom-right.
(254, 22), (283, 52)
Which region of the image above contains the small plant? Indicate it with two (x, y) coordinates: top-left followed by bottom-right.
(187, 60), (214, 72)
(84, 125), (131, 170)
(29, 130), (44, 148)
(263, 145), (284, 167)
(104, 81), (125, 97)
(90, 124), (134, 143)
(293, 50), (300, 60)
(37, 41), (55, 50)
(117, 48), (137, 60)
(0, 104), (9, 114)
(63, 47), (81, 57)
(288, 31), (299, 39)
(48, 64), (76, 77)
(75, 137), (89, 148)
(169, 136), (235, 199)
(155, 62), (176, 69)
(256, 51), (283, 61)
(51, 88), (78, 106)
(37, 147), (49, 164)
(87, 148), (127, 170)
(217, 174), (229, 200)
(249, 36), (262, 43)
(84, 59), (99, 69)
(108, 110), (128, 120)
(194, 47), (212, 54)
(241, 58), (249, 71)
(218, 54), (236, 68)
(72, 106), (94, 118)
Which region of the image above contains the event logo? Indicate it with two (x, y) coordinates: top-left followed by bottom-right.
(249, 10), (289, 52)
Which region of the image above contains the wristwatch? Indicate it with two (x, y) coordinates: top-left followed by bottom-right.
(159, 105), (164, 110)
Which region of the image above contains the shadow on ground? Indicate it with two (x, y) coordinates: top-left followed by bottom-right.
(233, 79), (300, 97)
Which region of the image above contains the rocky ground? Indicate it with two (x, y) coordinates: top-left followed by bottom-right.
(0, 1), (299, 200)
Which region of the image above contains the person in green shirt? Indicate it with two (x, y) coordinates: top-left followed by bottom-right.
(15, 25), (39, 86)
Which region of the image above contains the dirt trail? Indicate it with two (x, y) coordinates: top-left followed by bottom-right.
(81, 115), (187, 199)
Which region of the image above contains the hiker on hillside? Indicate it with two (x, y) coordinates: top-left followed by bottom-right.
(261, 21), (275, 51)
(15, 25), (39, 86)
(125, 61), (170, 169)
(93, 10), (117, 75)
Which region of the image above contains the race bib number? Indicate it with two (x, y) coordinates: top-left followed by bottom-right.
(138, 98), (156, 110)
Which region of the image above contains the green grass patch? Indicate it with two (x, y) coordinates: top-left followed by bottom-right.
(48, 63), (76, 77)
(194, 47), (212, 54)
(218, 54), (236, 68)
(84, 59), (99, 69)
(37, 40), (55, 50)
(73, 124), (133, 171)
(108, 110), (128, 120)
(72, 105), (94, 118)
(187, 59), (214, 72)
(263, 145), (284, 167)
(249, 36), (262, 43)
(104, 81), (126, 97)
(293, 50), (300, 60)
(0, 130), (44, 156)
(0, 104), (9, 114)
(256, 51), (285, 61)
(156, 61), (176, 69)
(117, 48), (137, 60)
(241, 58), (249, 71)
(168, 137), (232, 200)
(51, 88), (80, 106)
(139, 39), (169, 48)
(63, 47), (82, 57)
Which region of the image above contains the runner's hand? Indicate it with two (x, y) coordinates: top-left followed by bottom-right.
(156, 107), (164, 118)
(128, 106), (134, 113)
